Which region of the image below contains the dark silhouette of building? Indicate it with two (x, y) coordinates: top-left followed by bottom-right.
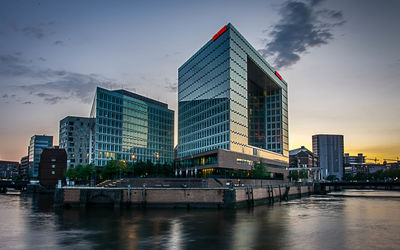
(0, 161), (20, 179)
(39, 147), (67, 188)
(20, 156), (29, 180)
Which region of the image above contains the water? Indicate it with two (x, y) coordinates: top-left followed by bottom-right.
(0, 190), (399, 250)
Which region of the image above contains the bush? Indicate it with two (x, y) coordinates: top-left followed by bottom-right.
(64, 164), (95, 182)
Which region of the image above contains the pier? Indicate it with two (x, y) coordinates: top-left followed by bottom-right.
(54, 182), (315, 208)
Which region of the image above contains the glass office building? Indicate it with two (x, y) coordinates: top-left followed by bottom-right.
(177, 23), (288, 172)
(90, 87), (174, 166)
(28, 135), (53, 178)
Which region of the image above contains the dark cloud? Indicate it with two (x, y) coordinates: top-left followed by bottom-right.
(19, 72), (119, 104)
(21, 26), (45, 39)
(2, 20), (57, 40)
(0, 53), (125, 104)
(259, 0), (345, 69)
(54, 40), (64, 45)
(22, 101), (33, 105)
(0, 54), (33, 76)
(164, 79), (177, 92)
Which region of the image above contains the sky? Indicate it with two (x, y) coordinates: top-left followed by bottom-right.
(0, 0), (399, 163)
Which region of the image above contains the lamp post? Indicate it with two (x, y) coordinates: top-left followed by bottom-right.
(131, 154), (136, 177)
(154, 152), (160, 177)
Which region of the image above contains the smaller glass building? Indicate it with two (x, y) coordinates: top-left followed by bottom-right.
(28, 135), (53, 178)
(90, 87), (174, 166)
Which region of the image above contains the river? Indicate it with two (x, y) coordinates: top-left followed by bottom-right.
(0, 190), (399, 250)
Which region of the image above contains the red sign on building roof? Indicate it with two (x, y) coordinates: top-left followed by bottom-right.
(212, 25), (227, 41)
(275, 71), (283, 80)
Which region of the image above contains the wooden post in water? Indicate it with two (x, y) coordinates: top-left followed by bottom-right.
(142, 187), (147, 208)
(127, 185), (131, 204)
(271, 185), (274, 203)
(279, 185), (282, 202)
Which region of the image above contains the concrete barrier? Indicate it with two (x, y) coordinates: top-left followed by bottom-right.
(55, 183), (315, 208)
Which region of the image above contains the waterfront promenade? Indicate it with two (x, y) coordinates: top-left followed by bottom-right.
(54, 181), (314, 208)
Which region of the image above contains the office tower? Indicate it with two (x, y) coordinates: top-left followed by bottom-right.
(177, 23), (288, 175)
(312, 134), (344, 179)
(90, 87), (174, 166)
(59, 116), (95, 168)
(28, 135), (53, 178)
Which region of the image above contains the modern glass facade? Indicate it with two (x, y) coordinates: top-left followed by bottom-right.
(178, 23), (288, 162)
(28, 135), (53, 178)
(90, 87), (174, 166)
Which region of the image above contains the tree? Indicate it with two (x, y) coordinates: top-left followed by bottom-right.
(251, 160), (269, 178)
(101, 160), (126, 179)
(64, 164), (96, 182)
(298, 170), (309, 179)
(288, 171), (299, 181)
(342, 173), (353, 181)
(326, 175), (337, 181)
(64, 167), (79, 180)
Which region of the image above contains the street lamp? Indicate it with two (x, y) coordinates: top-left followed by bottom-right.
(131, 154), (136, 177)
(154, 152), (160, 177)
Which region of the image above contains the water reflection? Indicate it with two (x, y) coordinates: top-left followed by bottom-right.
(0, 191), (399, 250)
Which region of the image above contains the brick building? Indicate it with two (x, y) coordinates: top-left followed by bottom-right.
(38, 147), (67, 188)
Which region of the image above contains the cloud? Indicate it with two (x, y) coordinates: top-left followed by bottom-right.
(0, 53), (125, 104)
(259, 0), (345, 69)
(2, 20), (57, 40)
(18, 72), (120, 104)
(22, 101), (33, 105)
(54, 40), (64, 45)
(0, 54), (33, 76)
(21, 26), (45, 39)
(164, 79), (177, 92)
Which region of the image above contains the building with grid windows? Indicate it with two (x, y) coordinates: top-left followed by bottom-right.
(90, 87), (174, 167)
(312, 134), (344, 179)
(177, 23), (289, 176)
(59, 116), (95, 168)
(0, 161), (20, 179)
(28, 135), (53, 178)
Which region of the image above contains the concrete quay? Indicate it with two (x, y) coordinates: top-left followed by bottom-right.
(54, 183), (315, 208)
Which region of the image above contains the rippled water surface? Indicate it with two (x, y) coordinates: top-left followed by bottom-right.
(0, 190), (399, 250)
